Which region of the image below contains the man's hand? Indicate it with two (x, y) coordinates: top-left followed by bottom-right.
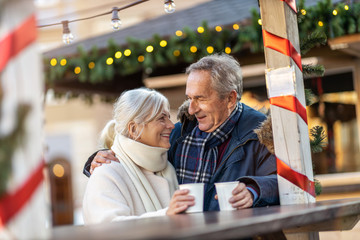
(90, 150), (119, 174)
(228, 182), (253, 209)
(166, 189), (195, 215)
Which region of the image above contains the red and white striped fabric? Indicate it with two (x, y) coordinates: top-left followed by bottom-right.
(0, 0), (48, 238)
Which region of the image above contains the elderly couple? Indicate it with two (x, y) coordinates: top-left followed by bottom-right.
(82, 53), (279, 224)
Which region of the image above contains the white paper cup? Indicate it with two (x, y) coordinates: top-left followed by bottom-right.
(215, 181), (239, 211)
(179, 183), (204, 213)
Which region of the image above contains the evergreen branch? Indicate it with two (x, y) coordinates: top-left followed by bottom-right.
(300, 31), (327, 55)
(305, 88), (318, 106)
(0, 104), (31, 196)
(310, 125), (327, 153)
(302, 64), (325, 77)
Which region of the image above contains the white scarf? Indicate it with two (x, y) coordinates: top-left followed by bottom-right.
(111, 134), (179, 212)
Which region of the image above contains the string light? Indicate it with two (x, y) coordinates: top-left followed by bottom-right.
(159, 40), (167, 47)
(225, 47), (231, 54)
(111, 7), (122, 30)
(175, 30), (183, 37)
(164, 0), (176, 13)
(62, 21), (74, 44)
(88, 62), (95, 69)
(173, 50), (180, 56)
(197, 26), (205, 33)
(37, 0), (168, 44)
(60, 59), (67, 66)
(115, 51), (122, 58)
(215, 26), (222, 32)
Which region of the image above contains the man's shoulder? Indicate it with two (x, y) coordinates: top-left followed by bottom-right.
(232, 103), (267, 139)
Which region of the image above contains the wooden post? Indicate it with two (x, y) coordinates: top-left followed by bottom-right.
(258, 0), (316, 204)
(258, 1), (317, 239)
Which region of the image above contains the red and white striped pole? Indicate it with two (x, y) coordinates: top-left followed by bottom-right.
(0, 0), (48, 238)
(259, 0), (316, 205)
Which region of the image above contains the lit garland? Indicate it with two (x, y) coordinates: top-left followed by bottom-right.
(45, 0), (360, 98)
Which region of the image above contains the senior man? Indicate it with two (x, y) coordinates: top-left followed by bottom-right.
(83, 53), (279, 211)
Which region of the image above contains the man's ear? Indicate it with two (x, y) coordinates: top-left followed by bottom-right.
(227, 90), (238, 109)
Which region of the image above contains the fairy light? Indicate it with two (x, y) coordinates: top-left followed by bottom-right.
(88, 62), (95, 69)
(190, 46), (197, 53)
(124, 49), (131, 56)
(111, 7), (122, 30)
(173, 50), (180, 56)
(197, 26), (204, 33)
(159, 40), (167, 47)
(60, 59), (67, 66)
(74, 66), (81, 74)
(207, 46), (214, 54)
(301, 9), (307, 15)
(344, 5), (349, 10)
(50, 58), (57, 66)
(225, 47), (231, 54)
(106, 57), (114, 65)
(146, 45), (154, 52)
(215, 26), (222, 32)
(258, 19), (262, 25)
(318, 21), (324, 27)
(138, 55), (145, 62)
(115, 51), (122, 59)
(175, 30), (183, 37)
(332, 9), (338, 16)
(233, 24), (239, 30)
(164, 0), (176, 13)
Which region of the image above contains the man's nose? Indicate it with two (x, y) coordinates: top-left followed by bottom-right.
(188, 100), (198, 115)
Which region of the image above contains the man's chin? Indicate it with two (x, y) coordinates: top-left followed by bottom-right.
(198, 124), (211, 132)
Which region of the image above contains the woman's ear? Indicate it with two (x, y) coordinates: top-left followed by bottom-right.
(128, 121), (138, 139)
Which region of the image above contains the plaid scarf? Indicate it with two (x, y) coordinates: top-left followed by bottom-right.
(177, 102), (242, 184)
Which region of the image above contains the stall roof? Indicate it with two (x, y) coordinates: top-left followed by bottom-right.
(43, 0), (258, 58)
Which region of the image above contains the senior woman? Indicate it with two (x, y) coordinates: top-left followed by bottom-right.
(83, 88), (194, 224)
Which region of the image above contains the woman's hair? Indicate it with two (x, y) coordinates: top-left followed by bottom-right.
(185, 53), (243, 101)
(98, 88), (170, 149)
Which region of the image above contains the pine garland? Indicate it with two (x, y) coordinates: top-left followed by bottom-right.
(45, 0), (360, 95)
(0, 99), (30, 196)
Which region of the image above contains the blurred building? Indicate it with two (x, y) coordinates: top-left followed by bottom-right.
(38, 1), (360, 234)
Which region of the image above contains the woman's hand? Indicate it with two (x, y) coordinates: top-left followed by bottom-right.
(90, 150), (119, 174)
(166, 189), (195, 215)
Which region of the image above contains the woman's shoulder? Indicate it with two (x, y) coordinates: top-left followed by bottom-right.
(90, 161), (128, 183)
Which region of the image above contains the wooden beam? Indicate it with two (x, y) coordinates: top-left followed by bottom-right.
(259, 0), (315, 205)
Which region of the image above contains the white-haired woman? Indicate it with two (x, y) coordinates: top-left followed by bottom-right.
(83, 88), (194, 224)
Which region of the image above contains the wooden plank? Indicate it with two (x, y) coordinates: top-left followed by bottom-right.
(51, 199), (360, 240)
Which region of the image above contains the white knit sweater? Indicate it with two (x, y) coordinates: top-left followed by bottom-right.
(82, 135), (178, 225)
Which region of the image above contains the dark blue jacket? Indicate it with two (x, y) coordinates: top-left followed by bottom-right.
(168, 103), (279, 211)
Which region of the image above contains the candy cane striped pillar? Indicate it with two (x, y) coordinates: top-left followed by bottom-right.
(0, 0), (48, 238)
(259, 0), (316, 205)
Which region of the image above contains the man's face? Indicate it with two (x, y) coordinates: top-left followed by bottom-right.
(185, 70), (234, 133)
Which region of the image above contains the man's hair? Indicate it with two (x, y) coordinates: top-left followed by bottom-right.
(185, 53), (243, 100)
(98, 87), (170, 148)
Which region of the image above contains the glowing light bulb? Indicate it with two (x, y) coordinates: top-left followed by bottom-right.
(164, 0), (175, 13)
(111, 7), (122, 30)
(61, 21), (74, 44)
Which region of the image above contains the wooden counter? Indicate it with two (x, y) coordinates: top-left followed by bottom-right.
(52, 198), (360, 240)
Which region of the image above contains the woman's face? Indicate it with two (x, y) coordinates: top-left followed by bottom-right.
(136, 111), (174, 149)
